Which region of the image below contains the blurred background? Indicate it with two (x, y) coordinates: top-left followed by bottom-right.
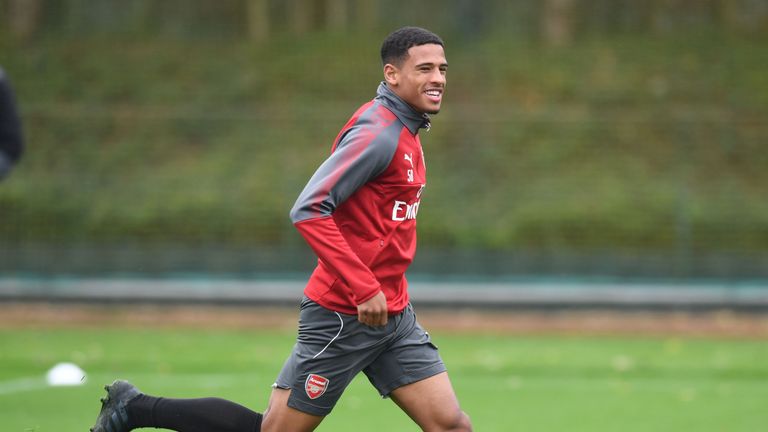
(1, 0), (767, 306)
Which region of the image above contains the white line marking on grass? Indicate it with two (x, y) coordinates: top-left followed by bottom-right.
(0, 372), (268, 397)
(0, 377), (48, 396)
(87, 372), (268, 391)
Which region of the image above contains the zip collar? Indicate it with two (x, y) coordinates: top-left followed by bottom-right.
(375, 82), (431, 135)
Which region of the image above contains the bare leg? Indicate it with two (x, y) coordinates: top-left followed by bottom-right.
(260, 388), (325, 432)
(389, 372), (472, 432)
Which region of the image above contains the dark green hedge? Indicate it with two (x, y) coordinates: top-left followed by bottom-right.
(1, 31), (766, 253)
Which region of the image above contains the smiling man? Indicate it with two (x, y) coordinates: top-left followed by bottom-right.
(279, 26), (469, 431)
(91, 27), (471, 432)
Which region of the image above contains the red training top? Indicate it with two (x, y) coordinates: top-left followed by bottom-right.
(289, 82), (431, 315)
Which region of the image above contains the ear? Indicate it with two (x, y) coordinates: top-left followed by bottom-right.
(383, 63), (399, 86)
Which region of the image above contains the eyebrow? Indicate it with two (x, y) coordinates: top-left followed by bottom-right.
(415, 62), (449, 68)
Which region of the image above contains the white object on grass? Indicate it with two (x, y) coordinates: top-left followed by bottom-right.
(46, 362), (87, 386)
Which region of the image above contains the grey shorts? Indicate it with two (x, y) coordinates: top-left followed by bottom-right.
(273, 296), (446, 416)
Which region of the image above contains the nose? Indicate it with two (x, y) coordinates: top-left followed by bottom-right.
(430, 68), (445, 85)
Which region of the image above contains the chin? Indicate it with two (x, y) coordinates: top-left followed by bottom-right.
(418, 102), (442, 115)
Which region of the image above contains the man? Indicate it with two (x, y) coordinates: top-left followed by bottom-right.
(91, 26), (472, 432)
(0, 67), (24, 181)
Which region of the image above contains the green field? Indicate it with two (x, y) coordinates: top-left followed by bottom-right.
(1, 327), (767, 431)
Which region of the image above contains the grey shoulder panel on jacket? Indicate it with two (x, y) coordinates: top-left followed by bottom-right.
(289, 108), (402, 223)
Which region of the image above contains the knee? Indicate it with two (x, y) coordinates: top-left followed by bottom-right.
(260, 414), (275, 432)
(455, 411), (473, 432)
(434, 410), (472, 432)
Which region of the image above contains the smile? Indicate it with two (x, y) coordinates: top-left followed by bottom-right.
(424, 89), (443, 101)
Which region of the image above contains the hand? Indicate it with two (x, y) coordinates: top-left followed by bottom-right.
(357, 291), (388, 327)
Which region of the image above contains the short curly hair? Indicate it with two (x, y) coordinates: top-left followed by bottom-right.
(380, 27), (444, 67)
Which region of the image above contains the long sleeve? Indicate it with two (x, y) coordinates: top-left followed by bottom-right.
(290, 112), (399, 305)
(294, 217), (380, 304)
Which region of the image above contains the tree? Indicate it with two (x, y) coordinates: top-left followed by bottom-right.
(247, 0), (270, 41)
(325, 0), (347, 31)
(719, 0), (768, 33)
(354, 0), (376, 32)
(7, 0), (42, 41)
(289, 0), (313, 35)
(541, 0), (577, 46)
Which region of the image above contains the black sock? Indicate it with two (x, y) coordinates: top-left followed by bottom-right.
(126, 393), (262, 432)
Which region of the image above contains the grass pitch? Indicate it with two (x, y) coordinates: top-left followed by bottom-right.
(1, 327), (767, 431)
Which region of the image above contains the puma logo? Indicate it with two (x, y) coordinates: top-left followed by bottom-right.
(404, 153), (414, 168)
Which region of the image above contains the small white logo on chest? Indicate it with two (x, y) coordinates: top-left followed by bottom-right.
(404, 153), (414, 168)
(405, 153), (414, 182)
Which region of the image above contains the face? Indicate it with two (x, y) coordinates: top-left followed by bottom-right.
(384, 43), (447, 114)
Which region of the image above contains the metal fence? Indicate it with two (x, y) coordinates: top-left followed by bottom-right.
(1, 0), (767, 284)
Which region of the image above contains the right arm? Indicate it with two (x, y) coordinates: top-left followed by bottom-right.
(290, 121), (397, 325)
